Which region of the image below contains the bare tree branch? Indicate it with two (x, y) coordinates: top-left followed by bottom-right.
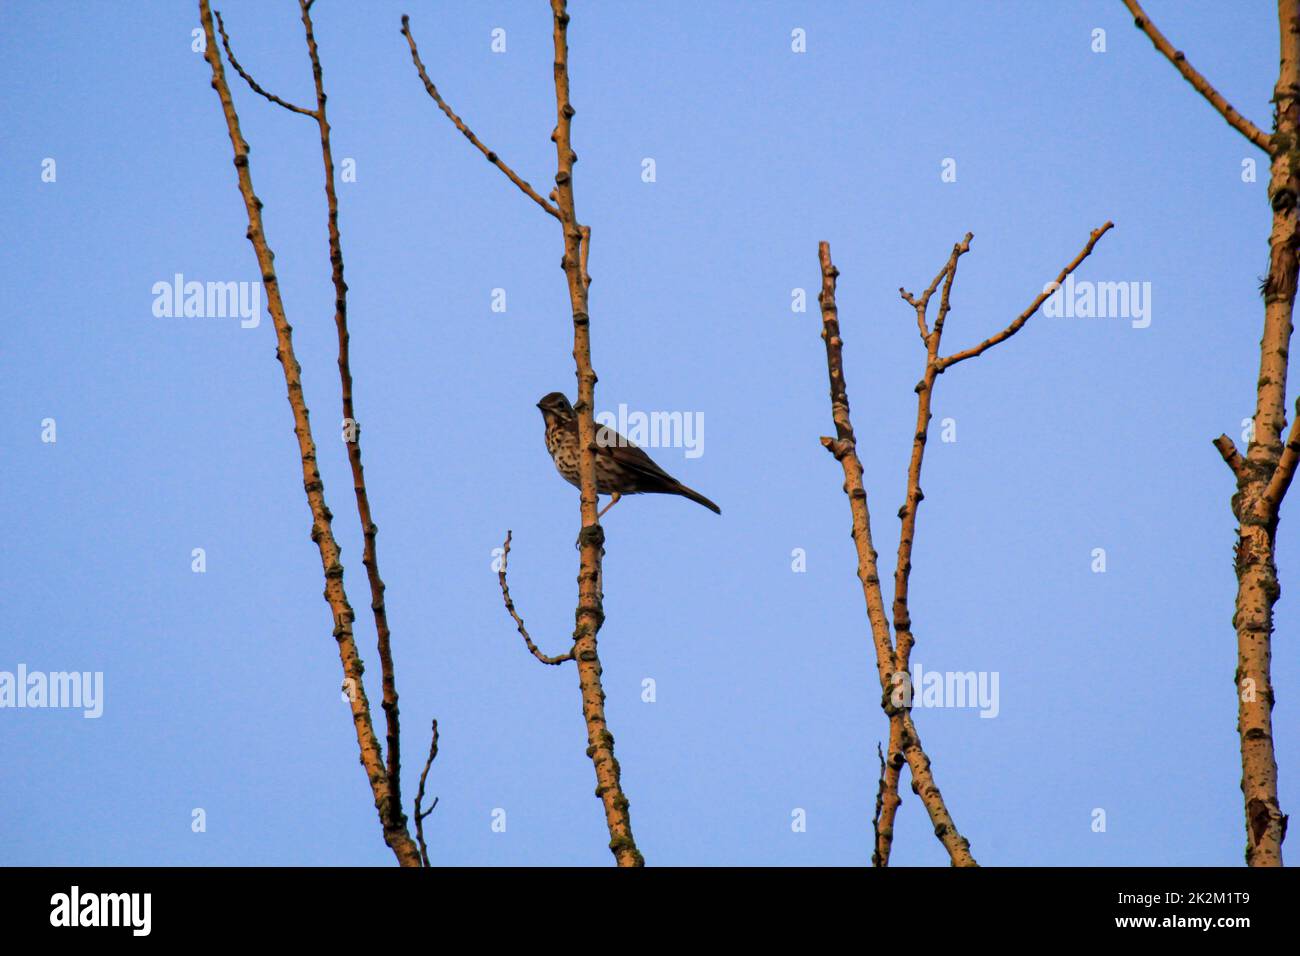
(893, 224), (1111, 677)
(198, 0), (421, 867)
(1214, 434), (1250, 481)
(891, 235), (972, 675)
(871, 736), (903, 868)
(899, 248), (963, 340)
(214, 10), (317, 117)
(1264, 397), (1300, 510)
(1126, 0), (1299, 864)
(401, 15), (561, 220)
(1121, 0), (1271, 153)
(216, 0), (418, 862)
(407, 2), (641, 866)
(939, 222), (1115, 371)
(819, 222), (1111, 865)
(545, 0), (641, 867)
(414, 719), (440, 868)
(818, 241), (977, 867)
(294, 0), (411, 839)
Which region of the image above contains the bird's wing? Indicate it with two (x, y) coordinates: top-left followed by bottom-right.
(596, 425), (678, 483)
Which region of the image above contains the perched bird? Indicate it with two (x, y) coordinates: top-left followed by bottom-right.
(536, 392), (721, 518)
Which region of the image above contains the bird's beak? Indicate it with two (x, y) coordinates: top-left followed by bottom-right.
(536, 400), (545, 409)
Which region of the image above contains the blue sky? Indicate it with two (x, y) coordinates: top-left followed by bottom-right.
(1, 0), (1293, 866)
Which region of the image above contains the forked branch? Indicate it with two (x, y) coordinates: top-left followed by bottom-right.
(818, 223), (1111, 866)
(938, 222), (1114, 371)
(198, 0), (421, 867)
(818, 241), (976, 867)
(217, 0), (418, 859)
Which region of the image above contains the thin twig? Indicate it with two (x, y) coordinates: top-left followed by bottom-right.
(497, 531), (574, 666)
(401, 15), (561, 220)
(931, 238), (966, 340)
(899, 251), (959, 341)
(296, 0), (410, 840)
(414, 719), (440, 868)
(892, 235), (971, 674)
(215, 11), (317, 117)
(1121, 0), (1270, 153)
(871, 742), (892, 867)
(873, 721), (904, 867)
(872, 742), (886, 844)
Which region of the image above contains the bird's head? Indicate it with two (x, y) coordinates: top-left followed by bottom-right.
(536, 392), (575, 425)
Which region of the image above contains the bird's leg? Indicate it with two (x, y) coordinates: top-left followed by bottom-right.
(596, 492), (622, 519)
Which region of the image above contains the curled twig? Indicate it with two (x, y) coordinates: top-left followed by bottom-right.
(497, 532), (574, 666)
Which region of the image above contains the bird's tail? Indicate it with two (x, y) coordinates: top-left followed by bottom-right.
(673, 482), (721, 515)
